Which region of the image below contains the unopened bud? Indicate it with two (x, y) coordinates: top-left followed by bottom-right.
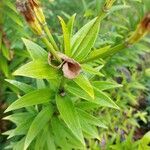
(28, 0), (46, 24)
(16, 0), (35, 23)
(127, 13), (150, 44)
(16, 0), (43, 35)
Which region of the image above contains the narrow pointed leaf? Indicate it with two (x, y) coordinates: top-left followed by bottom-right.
(13, 61), (59, 79)
(5, 89), (52, 112)
(56, 95), (85, 146)
(93, 81), (122, 91)
(73, 74), (94, 99)
(82, 64), (104, 77)
(83, 46), (111, 63)
(71, 16), (101, 61)
(77, 108), (107, 129)
(58, 17), (71, 56)
(5, 79), (35, 93)
(71, 18), (97, 55)
(24, 106), (53, 150)
(67, 14), (76, 38)
(22, 38), (48, 61)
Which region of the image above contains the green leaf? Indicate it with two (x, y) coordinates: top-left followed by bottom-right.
(73, 74), (94, 99)
(7, 117), (34, 139)
(94, 89), (120, 109)
(82, 64), (104, 77)
(66, 83), (92, 101)
(56, 95), (85, 146)
(139, 131), (150, 150)
(4, 112), (35, 125)
(5, 89), (52, 112)
(79, 119), (100, 140)
(71, 18), (97, 56)
(66, 84), (119, 109)
(5, 0), (18, 13)
(67, 14), (76, 38)
(24, 106), (53, 150)
(77, 109), (107, 129)
(71, 16), (101, 61)
(82, 46), (110, 63)
(5, 79), (35, 93)
(13, 61), (59, 79)
(93, 81), (122, 91)
(58, 16), (71, 56)
(109, 5), (130, 14)
(51, 117), (84, 149)
(5, 10), (23, 27)
(22, 38), (48, 61)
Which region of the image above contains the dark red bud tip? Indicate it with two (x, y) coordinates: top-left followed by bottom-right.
(28, 0), (39, 9)
(16, 0), (35, 23)
(141, 13), (150, 31)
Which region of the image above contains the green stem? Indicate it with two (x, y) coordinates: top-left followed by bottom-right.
(43, 25), (59, 51)
(42, 37), (62, 63)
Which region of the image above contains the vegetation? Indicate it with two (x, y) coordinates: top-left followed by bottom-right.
(0, 0), (150, 149)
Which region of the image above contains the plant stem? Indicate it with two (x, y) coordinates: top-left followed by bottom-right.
(42, 37), (62, 63)
(43, 25), (59, 51)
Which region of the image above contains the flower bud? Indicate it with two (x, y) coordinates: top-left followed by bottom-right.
(16, 0), (43, 35)
(127, 13), (150, 44)
(28, 0), (46, 24)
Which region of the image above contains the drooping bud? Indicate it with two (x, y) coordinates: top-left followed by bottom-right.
(16, 0), (43, 35)
(127, 13), (150, 44)
(28, 0), (46, 24)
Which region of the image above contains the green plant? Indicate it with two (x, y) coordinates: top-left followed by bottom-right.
(2, 0), (150, 149)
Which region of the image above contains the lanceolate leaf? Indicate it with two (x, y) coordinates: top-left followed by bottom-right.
(81, 64), (104, 77)
(94, 89), (120, 109)
(5, 79), (35, 93)
(93, 81), (122, 91)
(56, 95), (85, 146)
(5, 89), (53, 112)
(13, 61), (59, 79)
(79, 119), (100, 140)
(58, 17), (71, 56)
(72, 16), (101, 61)
(82, 46), (111, 63)
(66, 84), (119, 109)
(73, 74), (94, 99)
(24, 105), (54, 150)
(22, 38), (48, 61)
(71, 18), (97, 56)
(67, 14), (76, 38)
(51, 117), (84, 149)
(77, 108), (107, 129)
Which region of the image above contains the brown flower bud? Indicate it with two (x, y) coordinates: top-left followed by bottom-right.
(141, 13), (150, 31)
(28, 0), (46, 24)
(16, 0), (35, 23)
(127, 12), (150, 44)
(28, 0), (39, 9)
(16, 0), (43, 35)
